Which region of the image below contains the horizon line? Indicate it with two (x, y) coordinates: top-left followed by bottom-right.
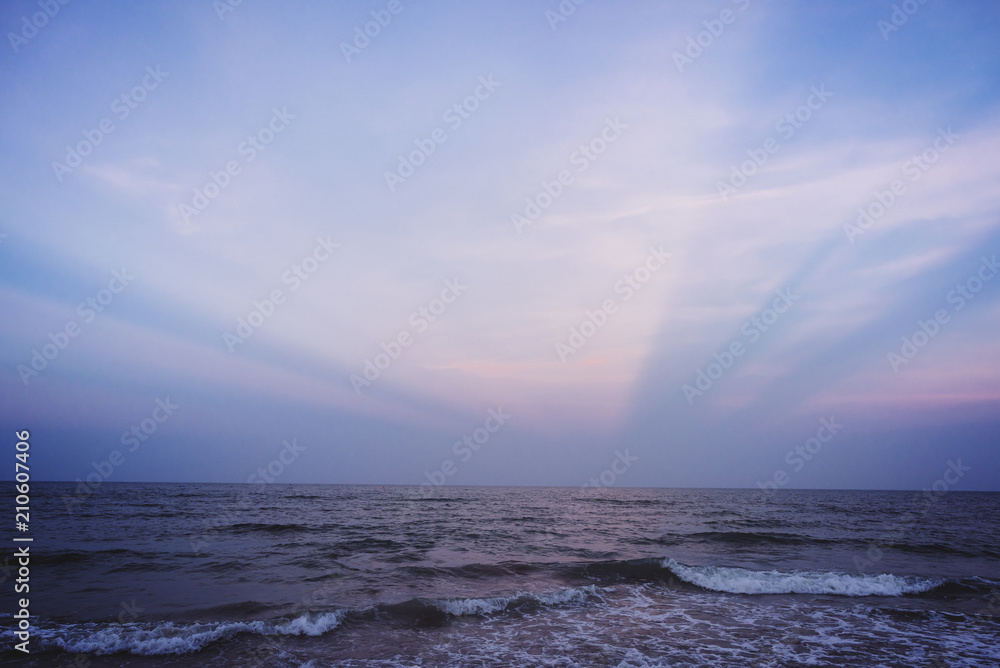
(18, 480), (1000, 493)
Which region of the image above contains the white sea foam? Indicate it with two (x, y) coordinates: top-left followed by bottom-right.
(662, 558), (941, 596)
(615, 648), (674, 667)
(35, 610), (344, 656)
(436, 584), (601, 616)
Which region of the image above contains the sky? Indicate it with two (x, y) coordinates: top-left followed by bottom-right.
(1, 0), (999, 491)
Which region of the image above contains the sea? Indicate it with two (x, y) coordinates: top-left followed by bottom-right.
(2, 483), (999, 667)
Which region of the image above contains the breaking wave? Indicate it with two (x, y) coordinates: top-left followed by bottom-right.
(661, 558), (943, 596)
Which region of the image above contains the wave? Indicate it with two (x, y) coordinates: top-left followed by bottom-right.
(20, 557), (997, 657)
(655, 530), (827, 547)
(188, 516), (1000, 560)
(34, 610), (345, 656)
(27, 586), (602, 656)
(560, 557), (974, 598)
(356, 585), (605, 627)
(661, 558), (943, 596)
(31, 548), (164, 567)
(224, 522), (312, 534)
(434, 585), (601, 616)
(648, 530), (998, 558)
(387, 557), (994, 600)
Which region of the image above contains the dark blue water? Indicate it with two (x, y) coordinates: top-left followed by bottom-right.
(3, 483), (999, 666)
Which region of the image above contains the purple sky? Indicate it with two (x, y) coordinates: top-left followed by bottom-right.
(2, 0), (999, 490)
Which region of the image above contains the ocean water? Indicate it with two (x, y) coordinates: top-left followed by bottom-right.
(3, 483), (999, 667)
